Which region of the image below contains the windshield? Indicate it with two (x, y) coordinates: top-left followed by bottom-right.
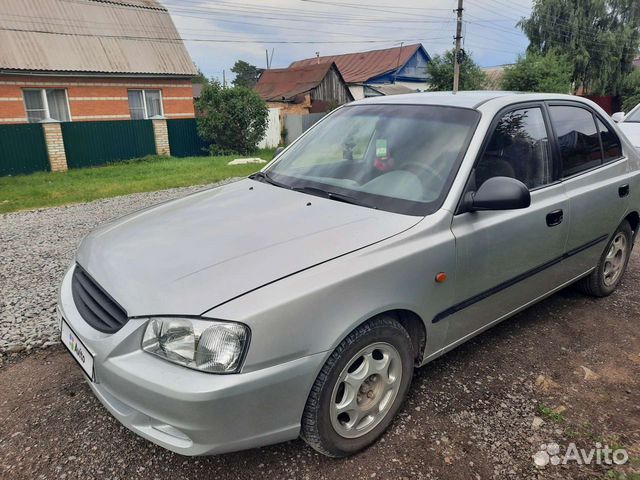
(625, 107), (640, 123)
(264, 104), (480, 215)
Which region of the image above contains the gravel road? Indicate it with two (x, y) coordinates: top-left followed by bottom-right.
(1, 187), (639, 479)
(0, 180), (238, 357)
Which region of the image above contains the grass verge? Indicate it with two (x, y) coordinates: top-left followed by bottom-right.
(0, 150), (274, 214)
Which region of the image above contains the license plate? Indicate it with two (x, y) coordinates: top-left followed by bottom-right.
(61, 320), (94, 381)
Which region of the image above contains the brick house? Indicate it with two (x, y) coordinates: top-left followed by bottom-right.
(0, 0), (196, 124)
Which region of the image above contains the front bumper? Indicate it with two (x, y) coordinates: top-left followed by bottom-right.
(58, 266), (325, 456)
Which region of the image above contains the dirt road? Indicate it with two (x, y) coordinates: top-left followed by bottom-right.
(1, 252), (639, 479)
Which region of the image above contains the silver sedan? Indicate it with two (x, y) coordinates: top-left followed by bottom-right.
(58, 92), (640, 457)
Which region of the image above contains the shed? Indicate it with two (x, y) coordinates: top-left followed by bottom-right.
(255, 62), (353, 114)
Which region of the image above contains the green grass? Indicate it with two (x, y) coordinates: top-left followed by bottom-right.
(538, 403), (567, 422)
(0, 149), (274, 214)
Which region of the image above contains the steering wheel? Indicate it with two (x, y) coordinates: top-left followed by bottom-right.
(397, 161), (447, 190)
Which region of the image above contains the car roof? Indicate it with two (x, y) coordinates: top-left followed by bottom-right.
(351, 91), (587, 110)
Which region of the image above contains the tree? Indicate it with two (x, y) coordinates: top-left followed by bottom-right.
(196, 80), (269, 155)
(192, 66), (209, 86)
(231, 60), (261, 89)
(519, 0), (640, 95)
(501, 50), (573, 93)
(427, 50), (487, 91)
(620, 69), (640, 111)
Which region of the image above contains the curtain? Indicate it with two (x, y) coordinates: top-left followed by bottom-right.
(128, 90), (145, 119)
(46, 89), (70, 122)
(23, 90), (46, 123)
(145, 90), (162, 118)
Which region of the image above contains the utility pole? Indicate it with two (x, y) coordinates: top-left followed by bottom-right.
(452, 0), (464, 93)
(222, 69), (226, 88)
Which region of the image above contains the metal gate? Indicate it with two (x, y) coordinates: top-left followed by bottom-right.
(61, 120), (156, 168)
(167, 118), (209, 157)
(0, 123), (50, 176)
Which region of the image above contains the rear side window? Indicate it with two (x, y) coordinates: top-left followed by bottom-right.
(475, 107), (553, 190)
(549, 106), (602, 177)
(596, 118), (622, 162)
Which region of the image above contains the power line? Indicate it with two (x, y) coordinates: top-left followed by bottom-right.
(466, 0), (624, 49)
(298, 0), (453, 19)
(165, 0), (449, 22)
(0, 25), (450, 46)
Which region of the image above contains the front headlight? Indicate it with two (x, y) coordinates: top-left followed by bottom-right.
(142, 317), (249, 373)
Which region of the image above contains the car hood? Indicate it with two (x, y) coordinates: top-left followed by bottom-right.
(619, 122), (640, 148)
(76, 179), (421, 317)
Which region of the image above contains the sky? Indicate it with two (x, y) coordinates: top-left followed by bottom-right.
(163, 0), (534, 82)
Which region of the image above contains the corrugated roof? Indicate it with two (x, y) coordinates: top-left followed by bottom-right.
(255, 63), (335, 102)
(90, 0), (165, 9)
(368, 84), (416, 96)
(0, 0), (197, 76)
(290, 44), (423, 84)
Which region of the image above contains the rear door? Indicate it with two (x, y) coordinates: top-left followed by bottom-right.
(444, 104), (570, 345)
(546, 103), (629, 278)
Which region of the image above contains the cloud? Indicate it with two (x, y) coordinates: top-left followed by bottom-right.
(165, 0), (533, 79)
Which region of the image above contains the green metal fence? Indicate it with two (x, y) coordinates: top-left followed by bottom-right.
(0, 124), (50, 176)
(167, 118), (209, 157)
(61, 120), (156, 168)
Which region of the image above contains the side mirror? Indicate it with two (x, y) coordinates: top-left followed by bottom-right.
(611, 112), (625, 123)
(468, 176), (531, 211)
(273, 146), (284, 159)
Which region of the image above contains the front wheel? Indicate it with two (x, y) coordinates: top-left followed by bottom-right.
(578, 220), (633, 297)
(301, 316), (414, 457)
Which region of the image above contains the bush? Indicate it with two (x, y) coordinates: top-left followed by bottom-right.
(501, 50), (572, 93)
(196, 81), (269, 155)
(427, 50), (487, 91)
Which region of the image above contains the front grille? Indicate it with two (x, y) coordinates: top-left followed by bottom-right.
(71, 265), (128, 334)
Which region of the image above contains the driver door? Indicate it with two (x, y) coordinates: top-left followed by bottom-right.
(443, 104), (570, 345)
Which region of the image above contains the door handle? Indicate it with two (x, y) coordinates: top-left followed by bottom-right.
(546, 209), (564, 227)
(619, 184), (630, 198)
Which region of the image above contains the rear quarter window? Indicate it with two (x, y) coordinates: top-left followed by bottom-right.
(596, 118), (622, 162)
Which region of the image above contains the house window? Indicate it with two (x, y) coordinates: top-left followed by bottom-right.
(128, 90), (163, 119)
(23, 89), (70, 123)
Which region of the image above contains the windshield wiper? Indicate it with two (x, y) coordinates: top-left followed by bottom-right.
(292, 185), (376, 209)
(251, 173), (375, 209)
(249, 171), (289, 189)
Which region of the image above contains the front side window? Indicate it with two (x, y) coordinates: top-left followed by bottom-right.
(549, 106), (602, 177)
(264, 104), (480, 215)
(128, 89), (163, 119)
(23, 89), (70, 123)
(474, 107), (553, 190)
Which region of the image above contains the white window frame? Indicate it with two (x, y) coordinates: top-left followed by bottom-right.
(23, 88), (71, 123)
(128, 89), (164, 119)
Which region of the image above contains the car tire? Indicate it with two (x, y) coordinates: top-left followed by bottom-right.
(578, 220), (633, 297)
(300, 315), (414, 458)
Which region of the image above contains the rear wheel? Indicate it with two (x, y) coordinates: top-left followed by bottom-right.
(578, 220), (633, 297)
(301, 316), (414, 457)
